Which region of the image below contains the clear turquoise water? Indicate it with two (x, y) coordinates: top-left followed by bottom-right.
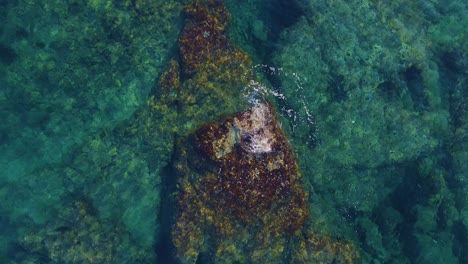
(0, 0), (467, 263)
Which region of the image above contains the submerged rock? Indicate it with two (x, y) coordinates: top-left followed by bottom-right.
(172, 102), (309, 263)
(169, 1), (361, 263)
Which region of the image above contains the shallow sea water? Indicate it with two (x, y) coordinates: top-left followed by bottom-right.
(0, 0), (467, 263)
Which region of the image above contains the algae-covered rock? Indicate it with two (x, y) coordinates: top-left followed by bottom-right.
(174, 0), (254, 133)
(0, 0), (184, 179)
(274, 4), (451, 167)
(271, 0), (467, 263)
(172, 102), (309, 264)
(2, 0), (465, 263)
(168, 1), (361, 263)
(21, 200), (122, 263)
(292, 230), (360, 264)
(1, 30), (183, 261)
(3, 88), (177, 262)
(1, 1), (184, 261)
(169, 2), (305, 263)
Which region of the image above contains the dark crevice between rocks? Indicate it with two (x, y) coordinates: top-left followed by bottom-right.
(155, 156), (180, 264)
(440, 51), (468, 130)
(14, 27), (29, 40)
(0, 0), (8, 7)
(328, 74), (347, 102)
(377, 80), (403, 102)
(403, 66), (429, 112)
(234, 0), (303, 61)
(452, 220), (468, 263)
(235, 0), (302, 66)
(195, 251), (215, 264)
(437, 55), (467, 264)
(0, 43), (17, 65)
(263, 0), (304, 44)
(258, 0), (303, 61)
(389, 162), (425, 261)
(440, 51), (466, 75)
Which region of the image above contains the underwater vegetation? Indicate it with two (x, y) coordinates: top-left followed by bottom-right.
(172, 102), (310, 263)
(169, 0), (359, 263)
(0, 0), (466, 263)
(1, 0), (183, 262)
(226, 0), (468, 263)
(0, 0), (183, 178)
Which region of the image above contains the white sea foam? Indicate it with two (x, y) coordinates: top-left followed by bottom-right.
(241, 64), (317, 146)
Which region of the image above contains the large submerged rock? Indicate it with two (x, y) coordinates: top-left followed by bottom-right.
(172, 102), (309, 263)
(168, 1), (360, 263)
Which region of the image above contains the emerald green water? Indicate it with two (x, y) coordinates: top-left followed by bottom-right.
(1, 0), (467, 263)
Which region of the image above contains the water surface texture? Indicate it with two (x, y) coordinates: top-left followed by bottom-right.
(0, 0), (467, 263)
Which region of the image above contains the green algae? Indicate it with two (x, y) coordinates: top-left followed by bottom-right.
(0, 0), (184, 179)
(268, 0), (467, 263)
(221, 0), (466, 263)
(0, 0), (184, 262)
(0, 0), (467, 263)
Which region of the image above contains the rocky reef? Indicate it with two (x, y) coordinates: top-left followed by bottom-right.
(21, 200), (122, 263)
(222, 0), (467, 263)
(0, 0), (183, 179)
(172, 102), (309, 263)
(168, 0), (360, 263)
(2, 0), (465, 263)
(0, 2), (182, 261)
